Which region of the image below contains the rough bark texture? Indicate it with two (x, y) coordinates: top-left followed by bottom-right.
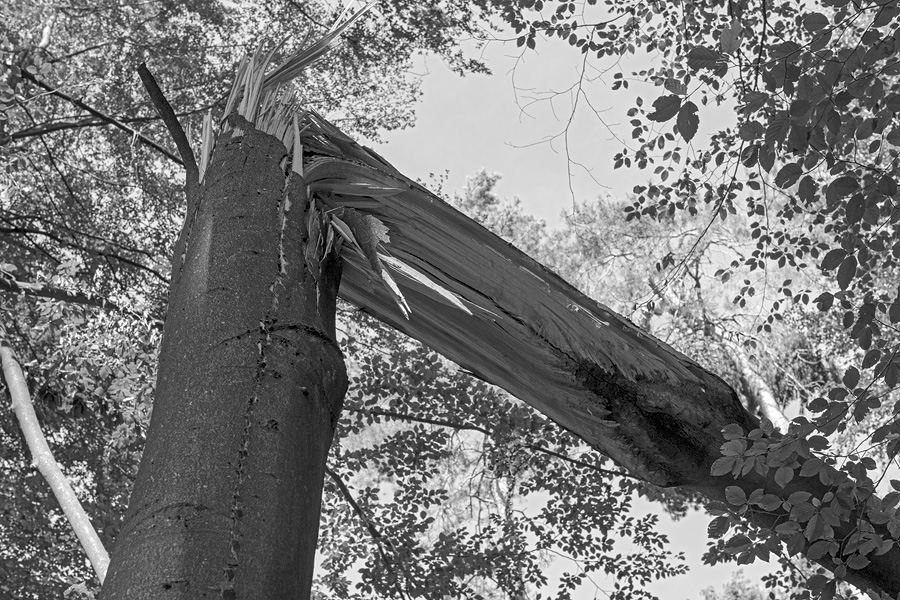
(292, 115), (900, 597)
(100, 123), (346, 599)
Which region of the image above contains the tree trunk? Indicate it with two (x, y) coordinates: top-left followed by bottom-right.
(721, 340), (790, 433)
(100, 123), (346, 599)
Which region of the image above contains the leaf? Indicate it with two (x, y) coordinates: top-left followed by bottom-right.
(725, 485), (747, 505)
(856, 118), (875, 140)
(886, 94), (900, 113)
(774, 163), (802, 188)
(664, 79), (687, 96)
(885, 362), (900, 387)
(821, 249), (846, 270)
(765, 114), (790, 147)
(711, 456), (737, 476)
(874, 5), (898, 27)
(676, 101), (699, 142)
(647, 95), (682, 122)
(740, 144), (758, 167)
(845, 194), (865, 225)
(829, 175), (860, 198)
(720, 19), (742, 55)
(759, 147), (775, 173)
(790, 500), (816, 523)
(687, 46), (724, 71)
(837, 254), (857, 290)
(807, 574), (829, 592)
(771, 41), (801, 59)
(803, 12), (830, 32)
(799, 458), (824, 478)
(757, 494), (783, 511)
(725, 533), (752, 551)
(843, 366), (860, 389)
(814, 292), (834, 311)
(740, 91), (769, 114)
(708, 515), (730, 538)
(775, 521), (801, 535)
(775, 466), (794, 488)
(847, 554), (871, 570)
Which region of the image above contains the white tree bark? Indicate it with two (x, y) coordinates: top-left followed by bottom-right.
(0, 338), (109, 583)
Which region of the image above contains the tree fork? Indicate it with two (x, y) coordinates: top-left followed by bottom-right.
(100, 121), (346, 599)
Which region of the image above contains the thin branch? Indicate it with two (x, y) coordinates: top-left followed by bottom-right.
(324, 466), (412, 600)
(20, 70), (184, 165)
(285, 0), (328, 28)
(5, 104), (214, 142)
(0, 275), (118, 311)
(0, 337), (109, 584)
(136, 63), (199, 187)
(349, 407), (636, 480)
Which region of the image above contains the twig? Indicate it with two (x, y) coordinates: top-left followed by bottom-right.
(0, 337), (109, 583)
(136, 63), (199, 187)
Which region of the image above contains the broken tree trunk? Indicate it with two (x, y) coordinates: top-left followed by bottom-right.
(100, 121), (346, 599)
(293, 115), (900, 597)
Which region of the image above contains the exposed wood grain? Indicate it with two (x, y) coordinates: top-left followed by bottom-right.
(297, 121), (758, 489)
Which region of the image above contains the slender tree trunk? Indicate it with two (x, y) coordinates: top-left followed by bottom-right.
(721, 340), (790, 434)
(100, 123), (346, 599)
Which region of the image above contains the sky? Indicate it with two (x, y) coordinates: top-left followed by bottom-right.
(369, 36), (771, 600)
(371, 39), (633, 229)
(370, 37), (735, 230)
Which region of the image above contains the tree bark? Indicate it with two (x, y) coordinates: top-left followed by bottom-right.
(100, 122), (346, 599)
(721, 340), (791, 434)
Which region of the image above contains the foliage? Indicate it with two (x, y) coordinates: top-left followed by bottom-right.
(317, 308), (688, 599)
(493, 0), (900, 596)
(700, 570), (767, 600)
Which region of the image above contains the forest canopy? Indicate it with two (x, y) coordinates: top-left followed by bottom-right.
(2, 0), (900, 599)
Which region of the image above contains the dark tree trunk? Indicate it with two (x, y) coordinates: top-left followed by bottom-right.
(100, 123), (346, 599)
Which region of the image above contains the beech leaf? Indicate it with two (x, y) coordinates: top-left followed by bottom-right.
(708, 515), (730, 538)
(676, 101), (699, 142)
(775, 466), (794, 488)
(774, 163), (802, 189)
(720, 19), (742, 55)
(687, 46), (724, 71)
(829, 175), (859, 198)
(803, 12), (829, 31)
(725, 485), (747, 505)
(845, 194), (865, 225)
(647, 95), (682, 122)
(837, 255), (857, 290)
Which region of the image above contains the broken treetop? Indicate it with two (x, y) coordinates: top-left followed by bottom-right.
(197, 40), (755, 487)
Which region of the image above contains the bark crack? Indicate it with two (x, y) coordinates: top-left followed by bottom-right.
(220, 182), (292, 598)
